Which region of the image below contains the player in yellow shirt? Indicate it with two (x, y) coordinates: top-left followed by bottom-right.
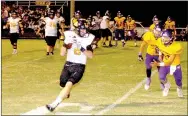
(151, 29), (183, 97)
(149, 15), (159, 31)
(70, 10), (81, 30)
(138, 25), (162, 90)
(114, 11), (126, 47)
(125, 15), (137, 46)
(164, 16), (176, 39)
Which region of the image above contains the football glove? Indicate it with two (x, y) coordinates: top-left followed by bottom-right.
(138, 54), (144, 61)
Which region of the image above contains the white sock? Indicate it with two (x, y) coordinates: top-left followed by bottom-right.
(50, 96), (62, 108)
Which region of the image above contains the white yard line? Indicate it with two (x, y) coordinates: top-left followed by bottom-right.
(21, 70), (157, 115)
(21, 103), (94, 115)
(95, 70), (158, 115)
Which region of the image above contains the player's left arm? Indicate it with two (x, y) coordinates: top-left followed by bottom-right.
(158, 51), (163, 62)
(19, 19), (24, 34)
(80, 36), (95, 59)
(138, 40), (147, 61)
(173, 21), (177, 36)
(80, 45), (93, 59)
(133, 20), (136, 29)
(106, 18), (110, 29)
(60, 45), (67, 56)
(58, 21), (64, 35)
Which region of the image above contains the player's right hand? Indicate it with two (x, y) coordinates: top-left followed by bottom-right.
(138, 55), (144, 61)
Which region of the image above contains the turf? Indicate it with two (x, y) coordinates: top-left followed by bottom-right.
(2, 39), (187, 115)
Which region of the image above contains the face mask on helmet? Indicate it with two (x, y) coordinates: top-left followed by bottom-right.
(96, 11), (100, 17)
(12, 12), (17, 19)
(153, 18), (159, 24)
(48, 12), (55, 19)
(79, 28), (87, 37)
(75, 10), (81, 19)
(117, 11), (121, 17)
(167, 16), (172, 22)
(153, 26), (162, 38)
(77, 20), (88, 37)
(161, 30), (173, 45)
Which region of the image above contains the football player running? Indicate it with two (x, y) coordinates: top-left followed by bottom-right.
(46, 19), (95, 112)
(37, 10), (64, 55)
(138, 25), (162, 90)
(151, 29), (183, 97)
(164, 16), (176, 40)
(70, 10), (81, 31)
(125, 15), (137, 46)
(4, 11), (24, 54)
(114, 11), (126, 47)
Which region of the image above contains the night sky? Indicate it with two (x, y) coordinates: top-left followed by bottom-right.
(63, 1), (187, 27)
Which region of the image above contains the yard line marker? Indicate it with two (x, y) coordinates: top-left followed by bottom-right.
(21, 102), (95, 115)
(95, 70), (158, 115)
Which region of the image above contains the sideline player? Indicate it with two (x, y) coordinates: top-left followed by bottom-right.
(4, 11), (24, 54)
(138, 25), (162, 90)
(149, 15), (160, 31)
(114, 11), (126, 47)
(125, 15), (137, 46)
(46, 19), (95, 111)
(151, 29), (183, 97)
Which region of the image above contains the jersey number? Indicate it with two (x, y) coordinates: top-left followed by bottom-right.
(74, 48), (81, 55)
(49, 22), (56, 27)
(164, 55), (170, 60)
(10, 23), (17, 27)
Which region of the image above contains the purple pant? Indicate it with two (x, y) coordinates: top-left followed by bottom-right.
(145, 53), (159, 69)
(159, 65), (182, 87)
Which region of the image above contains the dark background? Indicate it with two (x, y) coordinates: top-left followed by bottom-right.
(63, 1), (188, 27)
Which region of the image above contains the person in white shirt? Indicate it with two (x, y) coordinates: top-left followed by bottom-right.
(90, 11), (102, 48)
(4, 11), (24, 54)
(37, 10), (63, 55)
(46, 19), (95, 112)
(100, 10), (112, 47)
(55, 11), (65, 48)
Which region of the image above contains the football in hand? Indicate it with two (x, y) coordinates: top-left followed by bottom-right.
(65, 43), (73, 49)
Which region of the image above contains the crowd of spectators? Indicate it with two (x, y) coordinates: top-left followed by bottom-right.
(1, 1), (63, 38)
(1, 1), (187, 41)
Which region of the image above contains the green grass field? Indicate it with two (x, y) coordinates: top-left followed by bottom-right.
(2, 39), (187, 115)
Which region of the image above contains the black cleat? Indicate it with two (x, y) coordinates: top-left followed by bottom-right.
(51, 52), (54, 55)
(46, 104), (55, 112)
(46, 52), (50, 56)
